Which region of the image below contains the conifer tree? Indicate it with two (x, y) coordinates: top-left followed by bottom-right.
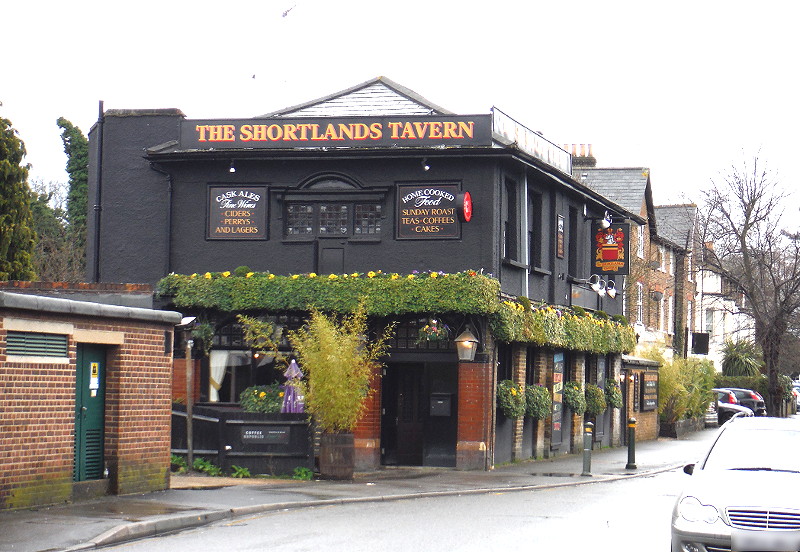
(57, 117), (88, 262)
(0, 116), (36, 280)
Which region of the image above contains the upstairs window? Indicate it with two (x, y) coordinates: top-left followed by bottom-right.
(502, 178), (519, 261)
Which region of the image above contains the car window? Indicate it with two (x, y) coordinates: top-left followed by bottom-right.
(702, 427), (800, 472)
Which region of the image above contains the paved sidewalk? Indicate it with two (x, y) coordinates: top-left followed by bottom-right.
(0, 427), (719, 552)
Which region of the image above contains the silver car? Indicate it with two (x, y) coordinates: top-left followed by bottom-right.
(671, 416), (800, 552)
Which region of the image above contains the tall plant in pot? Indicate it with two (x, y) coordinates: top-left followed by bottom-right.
(289, 306), (393, 480)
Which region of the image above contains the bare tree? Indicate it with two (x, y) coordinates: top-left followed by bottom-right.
(701, 156), (800, 415)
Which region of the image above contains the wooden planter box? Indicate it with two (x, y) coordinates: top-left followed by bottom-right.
(659, 416), (705, 439)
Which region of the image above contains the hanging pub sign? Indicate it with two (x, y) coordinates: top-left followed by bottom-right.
(181, 115), (492, 150)
(593, 222), (630, 275)
(207, 185), (268, 240)
(397, 184), (466, 239)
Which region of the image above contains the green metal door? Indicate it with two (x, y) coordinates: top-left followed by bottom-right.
(74, 345), (106, 481)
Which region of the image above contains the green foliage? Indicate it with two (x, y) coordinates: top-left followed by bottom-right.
(721, 339), (763, 377)
(491, 301), (636, 354)
(156, 270), (635, 354)
(604, 378), (624, 409)
(656, 351), (715, 423)
(0, 116), (36, 280)
(56, 118), (88, 232)
(525, 384), (552, 419)
(288, 306), (394, 434)
(170, 454), (187, 473)
(292, 466), (314, 480)
(192, 457), (222, 476)
(239, 384), (284, 413)
(562, 381), (587, 415)
(230, 465), (251, 478)
(497, 380), (526, 418)
(584, 383), (607, 416)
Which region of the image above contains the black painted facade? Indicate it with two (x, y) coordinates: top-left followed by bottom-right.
(86, 79), (639, 469)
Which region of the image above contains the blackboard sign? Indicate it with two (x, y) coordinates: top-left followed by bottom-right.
(641, 373), (658, 412)
(241, 426), (290, 445)
(397, 184), (461, 239)
(208, 186), (268, 240)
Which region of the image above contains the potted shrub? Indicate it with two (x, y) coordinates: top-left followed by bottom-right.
(289, 306), (393, 479)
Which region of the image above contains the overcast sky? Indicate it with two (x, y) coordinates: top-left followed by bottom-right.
(3, 1), (797, 209)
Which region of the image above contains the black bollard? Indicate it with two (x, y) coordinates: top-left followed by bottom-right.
(582, 421), (594, 476)
(626, 417), (637, 470)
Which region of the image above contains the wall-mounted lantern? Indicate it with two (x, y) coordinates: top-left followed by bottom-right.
(454, 329), (479, 362)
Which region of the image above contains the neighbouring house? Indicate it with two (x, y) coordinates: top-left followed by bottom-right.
(84, 76), (652, 471)
(0, 290), (181, 510)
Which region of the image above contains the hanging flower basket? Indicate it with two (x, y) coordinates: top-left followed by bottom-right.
(585, 383), (608, 416)
(525, 384), (552, 419)
(562, 381), (587, 415)
(604, 378), (624, 409)
(497, 380), (526, 418)
(417, 318), (450, 343)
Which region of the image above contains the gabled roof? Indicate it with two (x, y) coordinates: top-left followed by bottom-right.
(654, 204), (697, 252)
(261, 76), (455, 118)
(578, 168), (653, 227)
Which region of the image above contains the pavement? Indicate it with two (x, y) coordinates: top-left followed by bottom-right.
(0, 426), (721, 552)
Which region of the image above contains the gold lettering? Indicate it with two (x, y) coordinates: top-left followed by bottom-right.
(428, 122), (442, 139)
(370, 122), (383, 139)
(457, 121), (474, 139)
(267, 125), (282, 141)
(196, 125), (210, 141)
(387, 122), (402, 139)
(443, 121), (457, 139)
(240, 125), (253, 141)
(252, 125), (268, 141)
(283, 124), (299, 141)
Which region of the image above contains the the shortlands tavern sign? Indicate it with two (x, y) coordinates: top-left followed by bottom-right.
(181, 115), (492, 149)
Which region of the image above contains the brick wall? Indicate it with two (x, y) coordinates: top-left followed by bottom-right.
(457, 359), (492, 470)
(1, 307), (177, 510)
(353, 364), (382, 470)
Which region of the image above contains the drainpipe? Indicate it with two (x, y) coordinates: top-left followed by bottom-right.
(92, 101), (104, 282)
(150, 163), (174, 276)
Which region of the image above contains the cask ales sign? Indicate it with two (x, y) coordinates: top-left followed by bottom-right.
(397, 184), (462, 239)
(207, 186), (267, 239)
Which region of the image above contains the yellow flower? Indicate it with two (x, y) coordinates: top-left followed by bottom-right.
(367, 271), (376, 278)
(309, 272), (317, 278)
(268, 274), (276, 279)
(407, 274), (415, 280)
(246, 272), (254, 278)
(430, 272), (438, 278)
(328, 274), (338, 280)
(204, 272), (212, 279)
(279, 392), (285, 398)
(351, 272), (360, 278)
(511, 388), (517, 396)
(259, 391), (266, 398)
(391, 273), (399, 280)
(222, 271), (231, 277)
(190, 273), (197, 279)
(291, 274), (300, 280)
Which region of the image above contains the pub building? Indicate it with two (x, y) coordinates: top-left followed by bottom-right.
(87, 77), (644, 471)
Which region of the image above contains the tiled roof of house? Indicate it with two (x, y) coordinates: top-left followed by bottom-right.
(262, 76), (454, 118)
(654, 204), (697, 251)
(576, 168), (651, 215)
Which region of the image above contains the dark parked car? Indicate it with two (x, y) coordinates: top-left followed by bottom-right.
(713, 387), (767, 416)
(672, 416), (800, 552)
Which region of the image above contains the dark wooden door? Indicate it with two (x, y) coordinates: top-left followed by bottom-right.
(396, 365), (424, 465)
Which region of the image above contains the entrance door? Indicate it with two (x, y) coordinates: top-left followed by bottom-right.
(381, 364), (425, 465)
(74, 345), (106, 481)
